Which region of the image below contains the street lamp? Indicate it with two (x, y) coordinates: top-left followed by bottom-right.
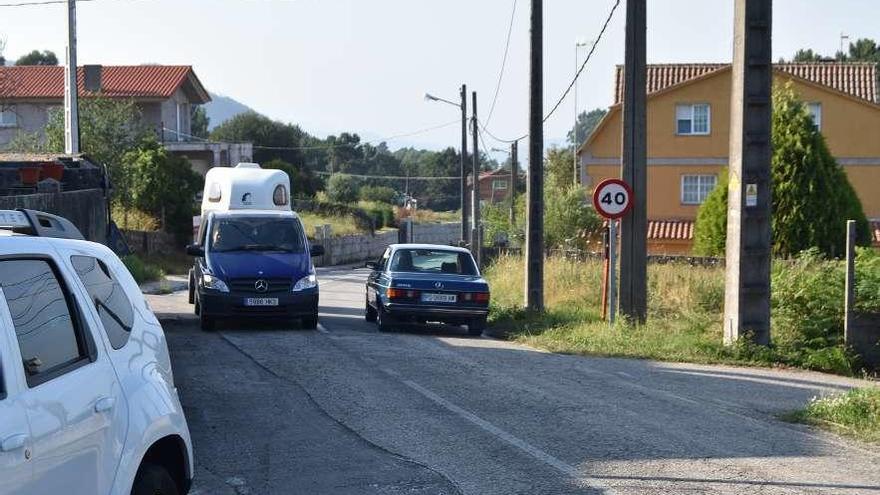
(425, 86), (469, 244)
(573, 39), (590, 186)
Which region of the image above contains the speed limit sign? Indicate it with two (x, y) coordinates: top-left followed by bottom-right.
(592, 178), (633, 219)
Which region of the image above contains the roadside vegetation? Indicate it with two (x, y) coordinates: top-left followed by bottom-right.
(789, 388), (880, 444)
(122, 255), (164, 284)
(486, 248), (880, 376)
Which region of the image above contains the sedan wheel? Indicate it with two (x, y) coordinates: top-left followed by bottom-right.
(377, 305), (394, 332)
(365, 299), (377, 322)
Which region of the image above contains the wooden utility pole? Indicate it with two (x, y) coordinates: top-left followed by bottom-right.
(724, 0), (773, 346)
(510, 140), (518, 226)
(619, 0), (647, 323)
(525, 0), (544, 311)
(64, 0), (80, 154)
(460, 84), (469, 244)
(471, 91), (482, 268)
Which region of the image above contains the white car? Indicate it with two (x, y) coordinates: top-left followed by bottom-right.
(0, 210), (192, 495)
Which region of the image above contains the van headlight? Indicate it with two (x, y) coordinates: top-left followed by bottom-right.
(292, 274), (317, 292)
(201, 273), (229, 293)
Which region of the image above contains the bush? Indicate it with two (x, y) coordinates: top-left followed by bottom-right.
(326, 174), (360, 204)
(359, 185), (397, 204)
(693, 169), (728, 256)
(263, 158), (321, 199)
(122, 255), (164, 284)
(125, 138), (201, 243)
(112, 206), (159, 231)
(693, 84), (871, 258)
(544, 186), (601, 249)
(359, 201), (396, 229)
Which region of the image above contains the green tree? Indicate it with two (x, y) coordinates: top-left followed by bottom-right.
(359, 185), (397, 204)
(326, 174), (360, 204)
(791, 48), (824, 62)
(693, 84), (871, 257)
(3, 131), (46, 152)
(836, 38), (880, 63)
(191, 105), (209, 139)
(544, 185), (600, 249)
(15, 49), (58, 65)
(544, 146), (574, 190)
(567, 108), (606, 148)
(45, 97), (150, 205)
(210, 111), (311, 166)
(124, 138), (202, 242)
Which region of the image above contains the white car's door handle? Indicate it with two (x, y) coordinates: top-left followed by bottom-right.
(1, 433), (29, 452)
(94, 396), (116, 413)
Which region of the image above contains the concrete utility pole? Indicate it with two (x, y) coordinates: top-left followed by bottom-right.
(573, 40), (588, 186)
(64, 0), (80, 154)
(510, 140), (518, 226)
(619, 0), (647, 323)
(525, 0), (544, 312)
(460, 84), (469, 245)
(724, 0), (773, 346)
(471, 91), (482, 268)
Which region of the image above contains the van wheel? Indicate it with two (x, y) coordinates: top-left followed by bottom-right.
(302, 314), (318, 330)
(131, 463), (179, 495)
(200, 311), (216, 332)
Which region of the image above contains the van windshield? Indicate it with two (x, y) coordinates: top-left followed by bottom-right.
(209, 216), (306, 253)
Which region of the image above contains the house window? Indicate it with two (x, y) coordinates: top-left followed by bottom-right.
(492, 179), (508, 190)
(0, 107), (17, 127)
(681, 174), (717, 205)
(676, 103), (710, 135)
(807, 102), (822, 130)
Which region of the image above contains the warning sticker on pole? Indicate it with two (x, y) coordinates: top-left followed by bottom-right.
(592, 178), (634, 219)
(746, 183), (758, 207)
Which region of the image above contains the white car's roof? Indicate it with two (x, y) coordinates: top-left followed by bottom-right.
(0, 234), (113, 257)
(389, 243), (472, 254)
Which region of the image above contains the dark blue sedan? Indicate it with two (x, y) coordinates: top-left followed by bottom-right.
(365, 244), (490, 335)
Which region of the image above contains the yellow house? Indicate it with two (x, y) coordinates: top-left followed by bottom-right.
(577, 62), (880, 254)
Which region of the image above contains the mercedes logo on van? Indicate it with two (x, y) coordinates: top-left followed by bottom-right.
(434, 281), (444, 289)
(254, 279), (269, 293)
(241, 192), (253, 205)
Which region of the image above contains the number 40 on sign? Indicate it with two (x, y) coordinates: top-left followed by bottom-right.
(592, 178), (633, 219)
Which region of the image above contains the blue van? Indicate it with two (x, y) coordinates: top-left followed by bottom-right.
(186, 164), (323, 331)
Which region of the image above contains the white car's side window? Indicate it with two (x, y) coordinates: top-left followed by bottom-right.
(0, 259), (91, 387)
(71, 256), (135, 350)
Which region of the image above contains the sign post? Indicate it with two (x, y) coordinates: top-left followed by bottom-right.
(592, 178), (634, 326)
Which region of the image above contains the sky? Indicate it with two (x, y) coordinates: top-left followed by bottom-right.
(1, 0), (879, 164)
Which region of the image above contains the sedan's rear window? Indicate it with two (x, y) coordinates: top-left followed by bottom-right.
(389, 249), (477, 275)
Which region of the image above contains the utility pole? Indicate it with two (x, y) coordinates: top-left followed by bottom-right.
(64, 0), (80, 154)
(471, 91), (482, 268)
(619, 0), (647, 323)
(573, 40), (587, 186)
(525, 0), (543, 312)
(510, 140), (518, 226)
(460, 84), (469, 244)
(724, 0), (772, 346)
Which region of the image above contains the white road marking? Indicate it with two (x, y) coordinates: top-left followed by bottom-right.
(401, 379), (614, 493)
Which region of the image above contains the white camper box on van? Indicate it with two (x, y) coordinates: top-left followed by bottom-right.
(201, 162), (290, 213)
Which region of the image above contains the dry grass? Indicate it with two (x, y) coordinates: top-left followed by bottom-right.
(298, 211), (366, 237)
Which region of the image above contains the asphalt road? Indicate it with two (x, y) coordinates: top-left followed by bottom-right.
(148, 266), (880, 495)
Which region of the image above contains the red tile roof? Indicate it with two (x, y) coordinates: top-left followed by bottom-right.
(647, 219), (694, 241)
(614, 62), (878, 104)
(0, 65), (209, 103)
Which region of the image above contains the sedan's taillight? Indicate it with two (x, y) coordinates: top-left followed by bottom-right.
(387, 288), (420, 300)
(462, 292), (490, 303)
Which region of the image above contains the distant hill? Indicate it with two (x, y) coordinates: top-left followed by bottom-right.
(204, 93), (255, 130)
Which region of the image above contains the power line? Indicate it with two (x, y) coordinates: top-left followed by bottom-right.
(251, 119), (460, 151)
(484, 0), (518, 127)
(479, 0), (621, 144)
(313, 171), (460, 181)
(0, 0), (96, 7)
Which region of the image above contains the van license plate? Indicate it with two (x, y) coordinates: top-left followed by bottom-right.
(245, 298), (279, 307)
(421, 293), (456, 303)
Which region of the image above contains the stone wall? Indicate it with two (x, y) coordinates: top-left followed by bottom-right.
(313, 222), (461, 267)
(122, 229), (178, 257)
(0, 188), (107, 244)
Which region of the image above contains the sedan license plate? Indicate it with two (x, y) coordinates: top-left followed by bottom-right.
(421, 293), (456, 303)
(244, 298), (279, 307)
